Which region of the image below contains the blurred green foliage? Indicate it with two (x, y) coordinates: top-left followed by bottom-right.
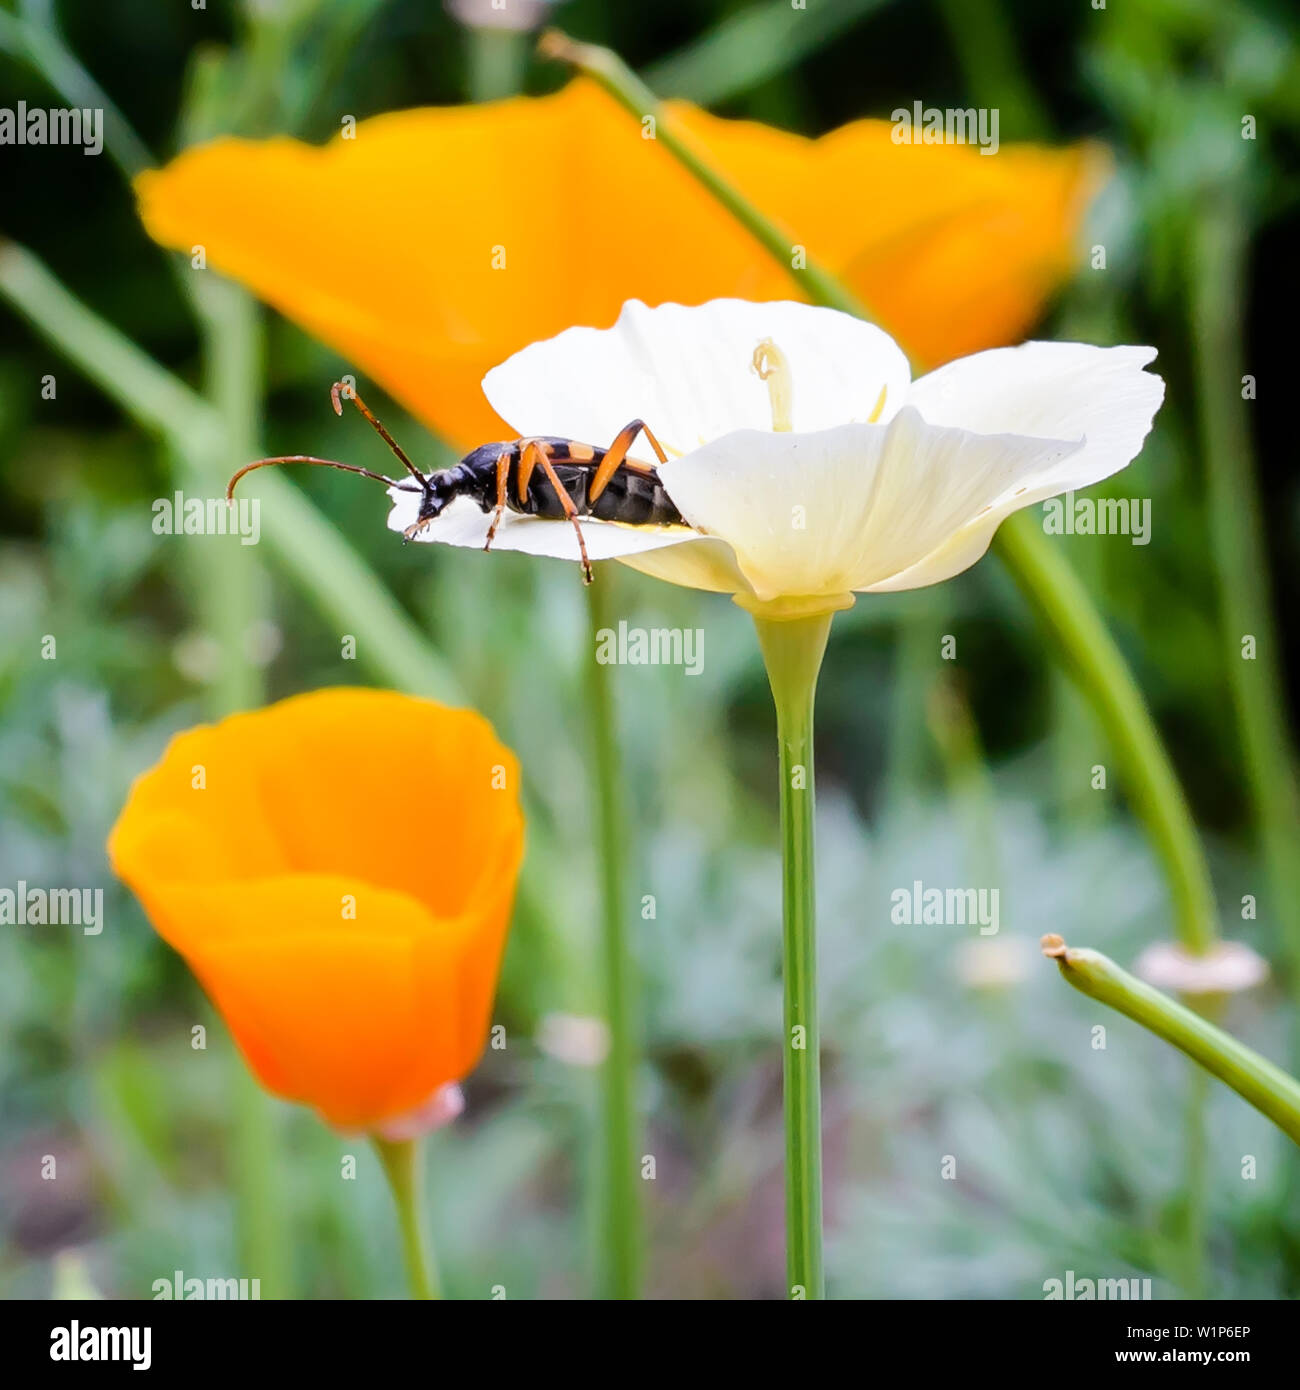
(2, 0), (1299, 1299)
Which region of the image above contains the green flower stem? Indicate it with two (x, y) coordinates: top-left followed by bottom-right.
(227, 1068), (289, 1298)
(191, 274), (266, 715)
(373, 1137), (441, 1300)
(1191, 195), (1300, 1268)
(926, 674), (1002, 885)
(584, 570), (642, 1299)
(0, 241), (463, 704)
(1181, 1063), (1210, 1297)
(884, 599), (944, 814)
(192, 273), (292, 1297)
(1042, 938), (1300, 1146)
(755, 612), (833, 1300)
(540, 33), (1218, 959)
(538, 29), (863, 321)
(0, 5), (152, 179)
(466, 22), (530, 103)
(1190, 201), (1300, 978)
(644, 0), (890, 107)
(996, 515), (1217, 954)
(933, 0), (1049, 137)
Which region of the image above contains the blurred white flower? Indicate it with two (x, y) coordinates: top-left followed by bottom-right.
(390, 299), (1164, 620)
(955, 936), (1034, 990)
(536, 1012), (611, 1067)
(1134, 940), (1269, 996)
(445, 0), (553, 33)
(373, 1082), (466, 1143)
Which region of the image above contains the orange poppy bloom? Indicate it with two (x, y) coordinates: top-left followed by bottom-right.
(134, 79), (1105, 450)
(108, 688), (524, 1132)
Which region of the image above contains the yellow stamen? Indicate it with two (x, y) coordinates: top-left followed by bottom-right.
(752, 338), (794, 432)
(868, 382), (888, 423)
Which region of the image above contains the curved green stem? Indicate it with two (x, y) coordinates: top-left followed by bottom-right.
(996, 515), (1217, 953)
(584, 572), (641, 1299)
(933, 0), (1049, 137)
(644, 0), (890, 107)
(1190, 201), (1300, 978)
(373, 1137), (441, 1300)
(1181, 1063), (1209, 1297)
(0, 5), (153, 179)
(538, 29), (863, 321)
(756, 613), (833, 1300)
(0, 241), (465, 702)
(466, 22), (530, 102)
(1042, 938), (1300, 1146)
(193, 275), (292, 1295)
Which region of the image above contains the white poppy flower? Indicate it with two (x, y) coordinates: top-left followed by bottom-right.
(387, 299), (1164, 620)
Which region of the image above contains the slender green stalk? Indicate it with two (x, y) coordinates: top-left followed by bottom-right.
(1181, 1063), (1209, 1297)
(0, 240), (461, 703)
(1190, 202), (1300, 978)
(227, 1067), (289, 1297)
(1189, 198), (1300, 1274)
(466, 23), (529, 102)
(926, 675), (1002, 886)
(0, 5), (153, 179)
(192, 274), (292, 1296)
(933, 0), (1049, 137)
(373, 1138), (441, 1300)
(1042, 937), (1300, 1146)
(0, 2), (205, 312)
(191, 274), (265, 715)
(539, 29), (864, 322)
(645, 0), (891, 106)
(539, 31), (1218, 958)
(755, 613), (833, 1300)
(997, 516), (1216, 953)
(884, 600), (942, 814)
(583, 571), (641, 1299)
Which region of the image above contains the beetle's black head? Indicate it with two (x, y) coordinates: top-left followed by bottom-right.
(391, 466), (465, 524)
(412, 469), (461, 521)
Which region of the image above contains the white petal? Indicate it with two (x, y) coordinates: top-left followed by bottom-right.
(385, 487), (706, 565)
(655, 407), (1082, 603)
(615, 537), (753, 596)
(908, 340), (1163, 494)
(876, 342), (1164, 591)
(482, 298), (911, 456)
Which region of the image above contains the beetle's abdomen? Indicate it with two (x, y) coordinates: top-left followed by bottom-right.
(511, 454), (684, 528)
(588, 469), (683, 526)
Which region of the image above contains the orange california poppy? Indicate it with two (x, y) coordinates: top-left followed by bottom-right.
(134, 79), (1105, 451)
(107, 688), (524, 1132)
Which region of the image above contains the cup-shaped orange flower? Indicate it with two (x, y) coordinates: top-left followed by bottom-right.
(134, 79), (1104, 450)
(108, 688), (523, 1133)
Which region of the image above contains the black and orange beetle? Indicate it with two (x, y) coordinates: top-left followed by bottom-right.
(227, 382), (684, 583)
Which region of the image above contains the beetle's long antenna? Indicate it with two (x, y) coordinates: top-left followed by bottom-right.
(331, 380), (427, 484)
(226, 455), (406, 500)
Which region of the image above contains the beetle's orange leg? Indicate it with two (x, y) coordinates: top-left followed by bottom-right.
(515, 438), (542, 504)
(527, 440), (593, 584)
(588, 419), (669, 502)
(483, 450), (512, 553)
